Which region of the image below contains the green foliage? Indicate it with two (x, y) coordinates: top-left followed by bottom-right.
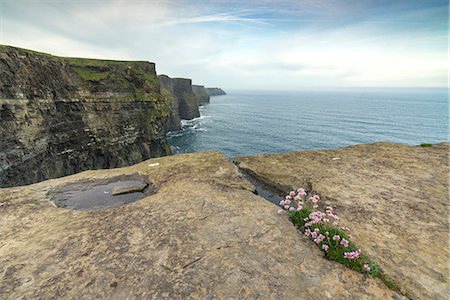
(419, 143), (432, 147)
(281, 190), (400, 292)
(71, 66), (110, 81)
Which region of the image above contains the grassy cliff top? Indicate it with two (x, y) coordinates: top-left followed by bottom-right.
(0, 44), (154, 66)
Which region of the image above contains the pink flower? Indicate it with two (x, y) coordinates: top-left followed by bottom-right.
(364, 264), (371, 271)
(277, 209), (284, 214)
(333, 235), (341, 241)
(297, 206), (302, 211)
(289, 207), (295, 212)
(305, 229), (311, 236)
(343, 249), (360, 259)
(284, 205), (290, 210)
(285, 199), (291, 205)
(289, 191), (296, 196)
(285, 195), (292, 200)
(279, 200), (285, 206)
(294, 195), (301, 201)
(297, 188), (306, 196)
(311, 231), (318, 238)
(340, 239), (349, 248)
(314, 234), (325, 244)
(322, 244), (329, 251)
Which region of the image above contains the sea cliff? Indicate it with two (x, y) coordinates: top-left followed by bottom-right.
(206, 87), (226, 96)
(192, 85), (210, 104)
(158, 75), (200, 130)
(0, 46), (224, 187)
(0, 46), (175, 187)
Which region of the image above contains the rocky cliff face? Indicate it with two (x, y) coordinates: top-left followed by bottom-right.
(158, 75), (200, 126)
(0, 150), (403, 299)
(206, 87), (226, 96)
(192, 85), (210, 104)
(0, 45), (172, 187)
(235, 142), (449, 300)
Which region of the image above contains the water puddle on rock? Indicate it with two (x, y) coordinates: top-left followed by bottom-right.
(52, 175), (155, 210)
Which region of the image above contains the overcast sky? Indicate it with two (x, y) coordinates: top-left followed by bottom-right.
(0, 0), (448, 89)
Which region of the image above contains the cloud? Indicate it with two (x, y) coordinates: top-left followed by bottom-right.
(0, 0), (447, 89)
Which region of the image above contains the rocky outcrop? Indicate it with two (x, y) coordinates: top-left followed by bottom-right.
(192, 85), (210, 104)
(0, 151), (402, 299)
(0, 45), (172, 187)
(206, 87), (226, 96)
(158, 75), (199, 128)
(235, 142), (449, 300)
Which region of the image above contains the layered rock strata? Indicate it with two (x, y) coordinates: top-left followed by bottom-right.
(0, 45), (173, 187)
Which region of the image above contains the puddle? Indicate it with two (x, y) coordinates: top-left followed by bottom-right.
(52, 175), (155, 210)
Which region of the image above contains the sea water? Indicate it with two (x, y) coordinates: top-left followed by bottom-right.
(167, 88), (448, 158)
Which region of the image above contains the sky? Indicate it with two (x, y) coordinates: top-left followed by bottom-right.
(0, 0), (448, 89)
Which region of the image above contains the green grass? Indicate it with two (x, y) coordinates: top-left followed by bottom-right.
(71, 66), (110, 81)
(419, 143), (433, 147)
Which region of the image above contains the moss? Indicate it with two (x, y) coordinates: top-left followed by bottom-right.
(71, 66), (110, 81)
(419, 143), (432, 147)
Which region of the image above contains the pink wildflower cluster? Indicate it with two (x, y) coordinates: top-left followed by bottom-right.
(344, 249), (361, 259)
(364, 264), (371, 272)
(278, 187), (370, 263)
(278, 188), (307, 213)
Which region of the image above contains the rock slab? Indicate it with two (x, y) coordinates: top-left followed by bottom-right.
(235, 142), (449, 300)
(0, 151), (402, 299)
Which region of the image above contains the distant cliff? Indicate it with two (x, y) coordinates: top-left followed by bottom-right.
(192, 85), (210, 104)
(158, 75), (200, 129)
(0, 45), (173, 187)
(206, 87), (226, 96)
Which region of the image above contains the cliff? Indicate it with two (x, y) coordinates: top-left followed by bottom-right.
(206, 87), (226, 96)
(158, 75), (200, 128)
(0, 149), (404, 299)
(0, 45), (172, 187)
(235, 142), (449, 300)
(192, 84), (210, 104)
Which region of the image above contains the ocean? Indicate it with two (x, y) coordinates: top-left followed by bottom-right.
(167, 88), (448, 158)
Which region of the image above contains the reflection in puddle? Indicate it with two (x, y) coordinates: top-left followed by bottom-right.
(52, 176), (154, 210)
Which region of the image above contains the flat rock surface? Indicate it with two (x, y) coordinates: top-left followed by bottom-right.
(235, 142), (449, 300)
(1, 151), (403, 299)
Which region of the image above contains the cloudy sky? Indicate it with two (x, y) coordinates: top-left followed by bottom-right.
(0, 0), (447, 89)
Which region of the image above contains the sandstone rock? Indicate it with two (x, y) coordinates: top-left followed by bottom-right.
(235, 142), (449, 300)
(0, 151), (402, 299)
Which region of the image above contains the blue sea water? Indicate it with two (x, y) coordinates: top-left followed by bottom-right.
(167, 88), (448, 158)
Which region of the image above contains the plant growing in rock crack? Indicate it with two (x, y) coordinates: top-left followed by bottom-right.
(277, 188), (379, 277)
